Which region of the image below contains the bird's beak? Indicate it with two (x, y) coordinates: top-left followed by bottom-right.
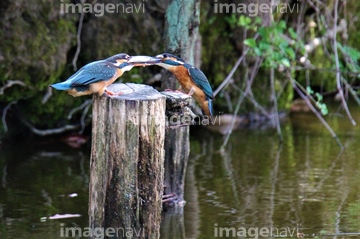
(128, 55), (161, 66)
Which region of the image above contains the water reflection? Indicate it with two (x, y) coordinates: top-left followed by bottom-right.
(0, 110), (359, 239)
(183, 111), (359, 238)
(0, 144), (90, 238)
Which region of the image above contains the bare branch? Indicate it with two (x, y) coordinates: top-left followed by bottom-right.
(22, 121), (79, 136)
(332, 0), (356, 126)
(287, 71), (344, 150)
(67, 99), (92, 120)
(302, 19), (347, 56)
(232, 85), (271, 118)
(213, 34), (259, 97)
(222, 56), (262, 148)
(79, 101), (92, 134)
(341, 76), (360, 105)
(42, 87), (53, 104)
(2, 100), (18, 133)
(144, 73), (162, 85)
(213, 53), (246, 97)
(270, 67), (283, 142)
(0, 80), (26, 95)
(72, 0), (85, 71)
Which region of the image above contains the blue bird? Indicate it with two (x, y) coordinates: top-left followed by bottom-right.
(51, 54), (158, 97)
(153, 53), (214, 117)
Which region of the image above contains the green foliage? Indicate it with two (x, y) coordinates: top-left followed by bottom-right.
(0, 0), (162, 135)
(244, 20), (305, 69)
(2, 0), (359, 137)
(226, 14), (261, 30)
(337, 43), (360, 73)
(0, 0), (78, 133)
(200, 14), (237, 86)
(306, 86), (328, 115)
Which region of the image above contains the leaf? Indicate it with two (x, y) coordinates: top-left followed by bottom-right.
(238, 15), (246, 26)
(259, 41), (270, 51)
(254, 47), (261, 56)
(244, 38), (257, 48)
(254, 17), (262, 25)
(315, 92), (323, 101)
(280, 58), (291, 68)
(258, 27), (270, 38)
(306, 86), (314, 94)
(315, 101), (328, 115)
(286, 48), (296, 60)
(343, 45), (360, 61)
(275, 20), (286, 33)
(225, 14), (237, 28)
(208, 16), (217, 25)
(271, 52), (281, 62)
(321, 105), (328, 115)
(245, 16), (252, 25)
(288, 28), (298, 39)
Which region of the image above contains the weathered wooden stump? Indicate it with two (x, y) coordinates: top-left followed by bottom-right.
(162, 92), (192, 206)
(89, 83), (193, 239)
(89, 83), (166, 239)
(160, 92), (193, 239)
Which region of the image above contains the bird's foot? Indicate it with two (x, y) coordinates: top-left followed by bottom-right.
(162, 193), (178, 203)
(166, 123), (193, 129)
(187, 87), (195, 96)
(164, 89), (184, 94)
(105, 89), (123, 96)
(162, 193), (186, 208)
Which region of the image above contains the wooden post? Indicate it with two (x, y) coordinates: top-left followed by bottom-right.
(161, 0), (200, 207)
(160, 93), (193, 239)
(89, 83), (166, 239)
(162, 92), (192, 205)
(159, 1), (200, 238)
(161, 0), (201, 202)
(162, 0), (201, 89)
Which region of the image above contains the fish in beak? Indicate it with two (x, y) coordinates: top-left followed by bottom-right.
(128, 55), (162, 67)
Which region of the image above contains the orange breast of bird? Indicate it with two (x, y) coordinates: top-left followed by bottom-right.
(171, 66), (209, 115)
(89, 68), (123, 95)
(171, 66), (199, 94)
(67, 88), (93, 97)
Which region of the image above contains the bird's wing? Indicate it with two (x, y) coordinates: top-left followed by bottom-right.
(69, 61), (118, 86)
(186, 64), (214, 99)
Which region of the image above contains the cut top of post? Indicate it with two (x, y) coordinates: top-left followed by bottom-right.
(108, 83), (166, 100)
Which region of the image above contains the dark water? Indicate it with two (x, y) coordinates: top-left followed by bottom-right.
(0, 107), (359, 238)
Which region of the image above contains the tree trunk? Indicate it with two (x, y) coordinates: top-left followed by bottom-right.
(162, 0), (201, 89)
(160, 0), (200, 238)
(89, 83), (165, 239)
(161, 0), (199, 204)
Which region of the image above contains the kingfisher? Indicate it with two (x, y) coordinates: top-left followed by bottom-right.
(153, 53), (214, 117)
(51, 54), (158, 97)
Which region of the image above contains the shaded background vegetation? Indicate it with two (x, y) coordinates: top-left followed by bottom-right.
(0, 0), (359, 141)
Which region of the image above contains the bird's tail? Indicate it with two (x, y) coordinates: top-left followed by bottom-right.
(51, 82), (71, 91)
(207, 98), (214, 117)
(200, 97), (214, 117)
